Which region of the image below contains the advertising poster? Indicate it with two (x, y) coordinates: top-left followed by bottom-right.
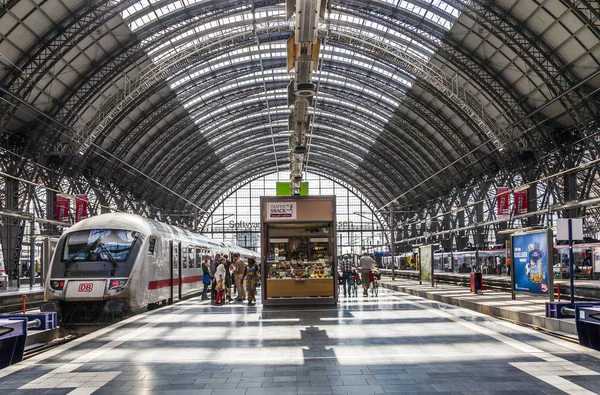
(75, 194), (88, 223)
(419, 244), (433, 285)
(511, 229), (553, 298)
(56, 196), (70, 223)
(496, 187), (510, 217)
(514, 190), (528, 215)
(594, 248), (600, 274)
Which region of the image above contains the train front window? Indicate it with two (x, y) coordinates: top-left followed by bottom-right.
(62, 229), (139, 262)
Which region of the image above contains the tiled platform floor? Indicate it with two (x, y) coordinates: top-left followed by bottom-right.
(2, 288), (600, 394)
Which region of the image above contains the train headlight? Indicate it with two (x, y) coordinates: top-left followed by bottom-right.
(50, 280), (64, 290)
(109, 279), (127, 290)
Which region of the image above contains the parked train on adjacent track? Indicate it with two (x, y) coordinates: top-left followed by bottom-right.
(43, 213), (259, 319)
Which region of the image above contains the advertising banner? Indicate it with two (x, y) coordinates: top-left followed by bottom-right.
(56, 196), (70, 223)
(75, 194), (88, 223)
(514, 190), (528, 215)
(266, 201), (297, 220)
(511, 229), (553, 298)
(496, 187), (510, 217)
(419, 244), (434, 286)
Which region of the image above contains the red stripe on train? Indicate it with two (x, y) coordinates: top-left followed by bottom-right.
(148, 275), (204, 290)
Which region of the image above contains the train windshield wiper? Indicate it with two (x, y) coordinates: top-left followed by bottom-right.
(97, 242), (118, 268)
(64, 238), (101, 268)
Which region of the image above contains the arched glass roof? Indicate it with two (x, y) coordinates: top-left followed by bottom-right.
(0, 0), (597, 219)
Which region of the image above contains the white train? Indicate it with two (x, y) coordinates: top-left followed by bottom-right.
(43, 213), (259, 319)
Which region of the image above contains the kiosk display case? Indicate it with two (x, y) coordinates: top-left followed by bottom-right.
(261, 196), (337, 306)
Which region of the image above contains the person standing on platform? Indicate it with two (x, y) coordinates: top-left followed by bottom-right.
(359, 252), (375, 297)
(224, 259), (234, 303)
(340, 255), (353, 297)
(201, 255), (211, 300)
(246, 258), (259, 305)
(210, 253), (220, 302)
(215, 257), (226, 306)
(233, 253), (246, 302)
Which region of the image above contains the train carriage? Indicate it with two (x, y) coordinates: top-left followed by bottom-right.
(43, 213), (260, 319)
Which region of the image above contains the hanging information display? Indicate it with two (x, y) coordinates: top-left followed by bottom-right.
(419, 244), (434, 286)
(56, 196), (70, 223)
(75, 194), (88, 223)
(511, 229), (553, 298)
(496, 187), (510, 217)
(514, 190), (528, 215)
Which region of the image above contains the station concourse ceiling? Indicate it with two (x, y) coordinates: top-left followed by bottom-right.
(0, 0), (598, 214)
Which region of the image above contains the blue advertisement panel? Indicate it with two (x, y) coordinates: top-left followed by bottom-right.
(511, 230), (553, 295)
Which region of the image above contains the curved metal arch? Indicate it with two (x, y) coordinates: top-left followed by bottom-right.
(334, 1), (539, 139)
(145, 98), (436, 188)
(189, 155), (395, 212)
(77, 16), (505, 158)
(197, 168), (389, 233)
(143, 82), (444, 179)
(158, 121), (411, 201)
(177, 142), (399, 209)
(178, 131), (404, 204)
(83, 14), (488, 178)
(120, 55), (469, 177)
(457, 1), (595, 132)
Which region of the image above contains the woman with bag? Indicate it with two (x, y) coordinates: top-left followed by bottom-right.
(214, 257), (226, 305)
(201, 255), (211, 300)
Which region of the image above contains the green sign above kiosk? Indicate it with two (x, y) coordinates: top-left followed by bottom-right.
(276, 182), (309, 196)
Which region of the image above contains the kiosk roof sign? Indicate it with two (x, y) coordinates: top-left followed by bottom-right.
(267, 201), (297, 220)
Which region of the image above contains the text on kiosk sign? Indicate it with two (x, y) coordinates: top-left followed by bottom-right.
(267, 201), (297, 220)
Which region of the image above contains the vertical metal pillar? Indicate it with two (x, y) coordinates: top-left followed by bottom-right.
(564, 173), (579, 219)
(568, 219), (575, 305)
(528, 183), (538, 226)
(390, 205), (395, 281)
(29, 216), (35, 288)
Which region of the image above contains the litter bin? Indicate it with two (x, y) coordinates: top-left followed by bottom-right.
(470, 272), (482, 294)
(575, 305), (600, 351)
(0, 318), (27, 368)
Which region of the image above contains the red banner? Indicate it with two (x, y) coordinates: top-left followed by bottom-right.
(56, 196), (70, 222)
(75, 194), (88, 222)
(496, 187), (510, 216)
(514, 190), (528, 215)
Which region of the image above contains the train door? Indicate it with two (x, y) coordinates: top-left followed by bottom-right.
(178, 242), (183, 301)
(170, 241), (181, 303)
(169, 240), (174, 304)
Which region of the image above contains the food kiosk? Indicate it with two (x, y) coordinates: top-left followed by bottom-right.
(261, 196), (337, 306)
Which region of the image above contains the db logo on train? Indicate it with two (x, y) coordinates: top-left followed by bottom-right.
(78, 283), (94, 292)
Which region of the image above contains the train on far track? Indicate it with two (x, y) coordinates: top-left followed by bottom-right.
(43, 213), (259, 321)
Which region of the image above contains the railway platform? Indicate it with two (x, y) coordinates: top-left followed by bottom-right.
(2, 287), (600, 394)
(0, 285), (45, 314)
(382, 269), (600, 300)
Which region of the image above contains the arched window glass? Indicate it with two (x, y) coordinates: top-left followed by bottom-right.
(201, 172), (388, 256)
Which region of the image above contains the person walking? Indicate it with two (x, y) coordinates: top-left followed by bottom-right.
(210, 253), (220, 302)
(214, 257), (226, 306)
(224, 259), (234, 303)
(359, 252), (375, 297)
(233, 253), (246, 302)
(201, 255), (211, 300)
(245, 258), (259, 305)
(340, 255), (353, 297)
